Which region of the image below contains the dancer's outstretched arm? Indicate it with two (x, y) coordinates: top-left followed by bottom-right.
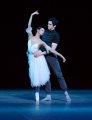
(39, 42), (66, 62)
(50, 48), (66, 62)
(26, 10), (39, 39)
(28, 10), (39, 27)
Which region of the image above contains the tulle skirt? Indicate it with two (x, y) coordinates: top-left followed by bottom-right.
(28, 54), (50, 87)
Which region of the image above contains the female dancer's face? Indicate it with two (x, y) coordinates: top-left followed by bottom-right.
(38, 28), (45, 36)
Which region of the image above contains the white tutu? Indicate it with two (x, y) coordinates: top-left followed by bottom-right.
(27, 40), (50, 87)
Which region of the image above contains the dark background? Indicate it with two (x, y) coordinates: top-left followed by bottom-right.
(0, 0), (92, 89)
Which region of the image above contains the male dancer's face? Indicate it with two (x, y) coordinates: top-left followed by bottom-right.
(48, 21), (55, 30)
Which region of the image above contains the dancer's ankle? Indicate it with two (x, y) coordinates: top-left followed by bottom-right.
(35, 92), (39, 102)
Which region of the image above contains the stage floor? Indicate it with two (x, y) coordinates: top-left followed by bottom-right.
(0, 89), (92, 120)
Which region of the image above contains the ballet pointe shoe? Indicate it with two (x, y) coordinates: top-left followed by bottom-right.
(35, 92), (39, 102)
(64, 91), (71, 102)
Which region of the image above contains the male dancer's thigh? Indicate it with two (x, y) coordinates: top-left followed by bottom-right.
(46, 55), (63, 76)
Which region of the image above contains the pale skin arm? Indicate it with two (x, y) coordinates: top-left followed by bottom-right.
(39, 50), (66, 62)
(50, 48), (66, 62)
(51, 43), (58, 50)
(34, 42), (58, 57)
(36, 42), (66, 62)
(28, 10), (39, 27)
(27, 10), (39, 38)
(51, 43), (66, 62)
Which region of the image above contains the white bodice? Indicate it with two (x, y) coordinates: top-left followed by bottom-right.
(27, 39), (50, 55)
(28, 40), (40, 54)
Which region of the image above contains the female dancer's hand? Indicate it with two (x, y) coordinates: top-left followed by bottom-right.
(34, 50), (42, 57)
(31, 10), (39, 16)
(62, 57), (66, 63)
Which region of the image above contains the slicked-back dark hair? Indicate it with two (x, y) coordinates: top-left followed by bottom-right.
(48, 18), (59, 26)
